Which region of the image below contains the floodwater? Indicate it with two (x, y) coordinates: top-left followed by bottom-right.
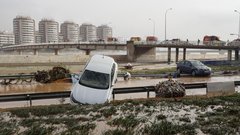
(0, 75), (240, 108)
(1, 75), (240, 95)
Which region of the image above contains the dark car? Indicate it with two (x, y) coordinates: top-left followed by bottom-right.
(176, 60), (212, 76)
(227, 38), (240, 46)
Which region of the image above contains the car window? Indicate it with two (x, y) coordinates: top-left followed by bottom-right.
(185, 61), (192, 66)
(183, 61), (188, 65)
(79, 69), (110, 89)
(191, 61), (204, 66)
(178, 61), (184, 65)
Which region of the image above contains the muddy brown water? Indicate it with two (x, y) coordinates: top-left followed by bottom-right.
(1, 75), (240, 95)
(0, 76), (240, 108)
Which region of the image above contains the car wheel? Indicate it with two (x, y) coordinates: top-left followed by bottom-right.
(191, 70), (196, 77)
(206, 73), (211, 77)
(176, 68), (181, 77)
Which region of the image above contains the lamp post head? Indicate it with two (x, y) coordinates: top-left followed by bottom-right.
(235, 10), (240, 14)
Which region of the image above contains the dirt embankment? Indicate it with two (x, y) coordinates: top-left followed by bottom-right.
(1, 94), (240, 135)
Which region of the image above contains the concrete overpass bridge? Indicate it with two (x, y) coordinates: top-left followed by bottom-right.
(1, 41), (240, 63)
(0, 42), (126, 55)
(129, 42), (240, 63)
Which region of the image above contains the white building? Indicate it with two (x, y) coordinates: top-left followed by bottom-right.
(60, 21), (79, 42)
(0, 31), (15, 45)
(39, 19), (59, 43)
(13, 16), (35, 44)
(97, 25), (112, 41)
(79, 23), (97, 42)
(35, 31), (42, 43)
(58, 33), (64, 43)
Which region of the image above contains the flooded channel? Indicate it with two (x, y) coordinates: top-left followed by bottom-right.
(0, 75), (240, 108)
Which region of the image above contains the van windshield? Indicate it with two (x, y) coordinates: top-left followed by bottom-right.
(79, 69), (110, 89)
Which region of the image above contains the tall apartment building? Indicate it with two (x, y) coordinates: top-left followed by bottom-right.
(39, 19), (59, 43)
(35, 31), (42, 43)
(0, 31), (15, 45)
(60, 21), (79, 42)
(79, 23), (97, 42)
(97, 25), (112, 41)
(13, 16), (35, 44)
(58, 33), (64, 43)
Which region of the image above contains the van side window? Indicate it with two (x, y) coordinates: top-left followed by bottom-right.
(111, 63), (115, 84)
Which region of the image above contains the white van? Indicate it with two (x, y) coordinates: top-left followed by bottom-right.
(70, 55), (118, 104)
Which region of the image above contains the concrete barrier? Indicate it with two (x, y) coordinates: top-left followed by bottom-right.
(207, 81), (235, 97)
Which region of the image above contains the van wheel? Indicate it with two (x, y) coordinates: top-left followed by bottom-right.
(191, 70), (196, 77)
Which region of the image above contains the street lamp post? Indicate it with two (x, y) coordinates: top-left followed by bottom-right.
(165, 8), (172, 41)
(148, 18), (155, 36)
(234, 10), (240, 38)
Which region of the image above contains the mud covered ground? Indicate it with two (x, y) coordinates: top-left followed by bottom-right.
(1, 94), (240, 135)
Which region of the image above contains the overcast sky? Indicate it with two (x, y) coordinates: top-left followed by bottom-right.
(0, 0), (240, 41)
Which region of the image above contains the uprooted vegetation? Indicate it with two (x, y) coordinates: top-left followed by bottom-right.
(0, 66), (70, 85)
(1, 94), (240, 135)
(34, 66), (70, 83)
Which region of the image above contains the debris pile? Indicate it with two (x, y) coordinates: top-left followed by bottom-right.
(124, 63), (133, 70)
(0, 74), (33, 85)
(34, 67), (69, 83)
(34, 70), (51, 83)
(155, 79), (185, 98)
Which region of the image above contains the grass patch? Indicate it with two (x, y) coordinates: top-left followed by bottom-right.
(209, 65), (240, 72)
(156, 114), (167, 120)
(182, 94), (240, 107)
(100, 106), (117, 118)
(9, 108), (30, 118)
(19, 117), (96, 135)
(144, 120), (180, 135)
(198, 106), (240, 135)
(109, 114), (140, 131)
(0, 121), (17, 135)
(144, 121), (196, 135)
(21, 123), (54, 135)
(10, 104), (76, 118)
(62, 123), (96, 135)
(103, 128), (134, 135)
(179, 117), (191, 123)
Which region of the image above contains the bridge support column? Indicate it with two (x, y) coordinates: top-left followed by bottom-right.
(183, 48), (186, 60)
(85, 50), (91, 55)
(127, 41), (135, 62)
(175, 48), (179, 63)
(54, 49), (59, 55)
(33, 49), (38, 55)
(18, 50), (22, 55)
(228, 50), (232, 61)
(167, 47), (171, 64)
(235, 50), (239, 61)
